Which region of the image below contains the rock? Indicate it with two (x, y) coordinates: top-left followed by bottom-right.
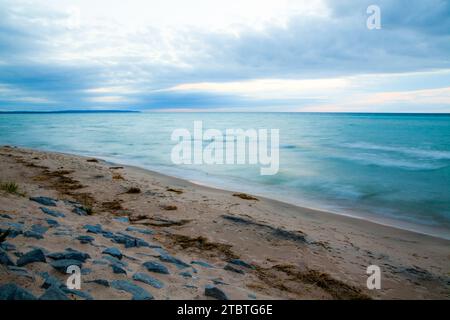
(110, 232), (150, 248)
(30, 196), (57, 206)
(87, 279), (109, 287)
(46, 219), (59, 227)
(158, 253), (190, 269)
(76, 235), (95, 244)
(224, 263), (245, 274)
(179, 271), (192, 278)
(111, 264), (127, 274)
(184, 284), (197, 289)
(39, 286), (70, 300)
(40, 207), (65, 218)
(205, 285), (228, 300)
(191, 260), (214, 268)
(92, 259), (108, 265)
(0, 242), (16, 251)
(103, 255), (128, 267)
(248, 293), (257, 299)
(229, 259), (255, 269)
(102, 247), (123, 260)
(114, 217), (129, 223)
(72, 206), (88, 216)
(47, 249), (90, 262)
(0, 214), (12, 219)
(17, 249), (46, 267)
(31, 224), (49, 235)
(132, 272), (164, 289)
(83, 224), (103, 234)
(0, 283), (37, 300)
(62, 288), (93, 300)
(81, 268), (92, 275)
(212, 278), (228, 285)
(111, 280), (154, 300)
(143, 261), (170, 274)
(0, 248), (14, 266)
(23, 230), (44, 239)
(50, 259), (82, 273)
(126, 226), (154, 235)
(40, 272), (64, 289)
(8, 266), (34, 279)
(0, 222), (24, 237)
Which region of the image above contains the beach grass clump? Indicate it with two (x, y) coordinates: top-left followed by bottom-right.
(0, 181), (25, 196)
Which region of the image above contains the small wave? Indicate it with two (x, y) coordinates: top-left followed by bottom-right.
(332, 153), (447, 170)
(343, 142), (450, 160)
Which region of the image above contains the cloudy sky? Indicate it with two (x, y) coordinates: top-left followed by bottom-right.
(0, 0), (449, 112)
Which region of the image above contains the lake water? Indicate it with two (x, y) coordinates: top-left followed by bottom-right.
(1, 112), (449, 239)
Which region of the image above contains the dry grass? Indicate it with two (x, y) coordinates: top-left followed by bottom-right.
(0, 181), (25, 196)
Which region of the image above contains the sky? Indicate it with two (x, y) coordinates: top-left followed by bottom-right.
(0, 0), (449, 112)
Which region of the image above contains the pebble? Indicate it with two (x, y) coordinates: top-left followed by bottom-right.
(191, 260), (214, 268)
(229, 259), (254, 269)
(23, 230), (44, 239)
(48, 248), (90, 262)
(158, 253), (190, 269)
(87, 279), (109, 287)
(126, 226), (154, 235)
(224, 263), (245, 274)
(111, 264), (127, 274)
(83, 224), (103, 234)
(46, 219), (59, 227)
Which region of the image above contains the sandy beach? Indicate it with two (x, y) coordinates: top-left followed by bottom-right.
(0, 145), (449, 300)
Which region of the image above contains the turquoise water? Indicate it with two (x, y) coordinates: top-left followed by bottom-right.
(1, 112), (449, 238)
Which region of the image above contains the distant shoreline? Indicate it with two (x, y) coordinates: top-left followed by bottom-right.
(0, 110), (140, 114)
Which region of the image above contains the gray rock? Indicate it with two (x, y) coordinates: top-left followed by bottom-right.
(17, 249), (46, 267)
(179, 271), (192, 278)
(30, 196), (57, 206)
(103, 255), (128, 267)
(126, 226), (154, 235)
(92, 259), (108, 265)
(205, 285), (228, 300)
(229, 259), (254, 269)
(132, 272), (164, 289)
(50, 259), (82, 273)
(23, 230), (44, 239)
(224, 263), (245, 274)
(111, 264), (127, 274)
(110, 232), (150, 248)
(8, 266), (34, 279)
(0, 214), (12, 219)
(111, 280), (153, 300)
(158, 253), (190, 269)
(47, 249), (90, 262)
(113, 217), (129, 223)
(248, 293), (257, 299)
(87, 279), (109, 287)
(39, 286), (70, 300)
(76, 235), (95, 244)
(0, 283), (37, 300)
(72, 206), (88, 216)
(46, 219), (59, 227)
(31, 224), (49, 235)
(102, 247), (123, 260)
(143, 261), (170, 274)
(191, 260), (214, 268)
(40, 207), (65, 218)
(0, 242), (16, 251)
(83, 224), (103, 234)
(0, 248), (14, 266)
(40, 272), (64, 289)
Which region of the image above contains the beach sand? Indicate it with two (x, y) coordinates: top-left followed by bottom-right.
(0, 145), (449, 300)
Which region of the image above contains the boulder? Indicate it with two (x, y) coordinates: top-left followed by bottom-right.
(0, 283), (37, 300)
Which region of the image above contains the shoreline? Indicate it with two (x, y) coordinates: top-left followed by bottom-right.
(1, 145), (449, 299)
(13, 144), (450, 241)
